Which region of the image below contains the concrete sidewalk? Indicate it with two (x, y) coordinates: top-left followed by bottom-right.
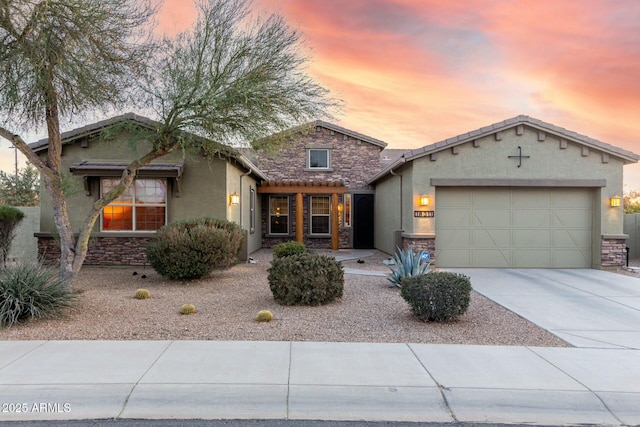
(0, 340), (638, 425)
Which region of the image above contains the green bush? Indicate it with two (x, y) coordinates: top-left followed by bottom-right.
(268, 253), (343, 306)
(146, 217), (244, 280)
(0, 262), (75, 328)
(0, 205), (25, 267)
(272, 241), (306, 258)
(400, 272), (472, 322)
(387, 245), (431, 288)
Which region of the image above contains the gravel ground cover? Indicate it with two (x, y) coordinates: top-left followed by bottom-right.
(0, 250), (569, 346)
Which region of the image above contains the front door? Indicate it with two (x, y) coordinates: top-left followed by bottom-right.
(353, 194), (374, 249)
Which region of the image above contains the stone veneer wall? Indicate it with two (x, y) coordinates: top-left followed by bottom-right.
(38, 236), (153, 266)
(256, 125), (382, 249)
(601, 237), (627, 267)
(402, 236), (436, 264)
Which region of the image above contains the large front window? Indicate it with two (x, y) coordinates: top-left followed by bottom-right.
(269, 196), (289, 234)
(101, 178), (167, 231)
(310, 195), (330, 234)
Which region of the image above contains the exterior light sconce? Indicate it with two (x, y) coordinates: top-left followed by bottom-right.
(337, 203), (344, 213)
(419, 196), (430, 206)
(610, 195), (621, 207)
(229, 192), (240, 205)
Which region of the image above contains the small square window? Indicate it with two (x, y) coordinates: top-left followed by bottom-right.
(308, 149), (330, 169)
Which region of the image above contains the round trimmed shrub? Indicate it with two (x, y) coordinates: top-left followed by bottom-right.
(400, 272), (472, 322)
(146, 217), (244, 280)
(180, 304), (197, 315)
(256, 310), (273, 322)
(0, 262), (75, 327)
(268, 253), (343, 306)
(272, 241), (306, 258)
(134, 289), (151, 299)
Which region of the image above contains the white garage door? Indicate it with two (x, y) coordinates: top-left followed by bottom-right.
(435, 188), (593, 268)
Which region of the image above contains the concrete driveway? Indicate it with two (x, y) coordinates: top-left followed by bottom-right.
(450, 268), (640, 349)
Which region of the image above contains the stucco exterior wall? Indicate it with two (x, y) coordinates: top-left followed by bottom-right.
(374, 171), (403, 255)
(407, 126), (624, 237)
(36, 129), (264, 264)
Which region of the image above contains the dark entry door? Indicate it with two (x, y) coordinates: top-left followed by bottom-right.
(353, 194), (374, 249)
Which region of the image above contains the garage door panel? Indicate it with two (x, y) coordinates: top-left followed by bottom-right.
(437, 208), (471, 227)
(513, 229), (552, 247)
(553, 190), (593, 208)
(553, 229), (591, 247)
(512, 191), (552, 207)
(554, 211), (591, 227)
(437, 249), (471, 267)
(472, 229), (511, 248)
(473, 189), (511, 207)
(513, 249), (552, 268)
(437, 228), (471, 247)
(436, 187), (592, 268)
(473, 249), (511, 267)
(473, 209), (510, 227)
(512, 210), (552, 227)
(551, 249), (591, 268)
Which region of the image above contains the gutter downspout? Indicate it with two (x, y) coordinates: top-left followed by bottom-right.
(239, 169), (252, 229)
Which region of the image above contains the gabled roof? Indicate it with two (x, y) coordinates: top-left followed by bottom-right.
(369, 115), (640, 184)
(29, 113), (269, 181)
(313, 120), (388, 149)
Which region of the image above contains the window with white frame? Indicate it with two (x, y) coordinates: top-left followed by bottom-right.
(101, 178), (167, 231)
(310, 195), (330, 234)
(269, 195), (289, 234)
(308, 149), (330, 169)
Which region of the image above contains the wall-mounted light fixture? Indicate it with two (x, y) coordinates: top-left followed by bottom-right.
(419, 196), (430, 206)
(229, 192), (240, 205)
(337, 203), (344, 213)
(610, 195), (621, 207)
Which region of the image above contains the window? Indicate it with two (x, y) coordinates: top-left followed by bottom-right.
(310, 196), (330, 234)
(308, 149), (330, 169)
(344, 194), (352, 227)
(101, 178), (166, 231)
(269, 196), (289, 234)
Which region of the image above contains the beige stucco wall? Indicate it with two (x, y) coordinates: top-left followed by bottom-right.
(374, 125), (627, 261)
(226, 161), (262, 255)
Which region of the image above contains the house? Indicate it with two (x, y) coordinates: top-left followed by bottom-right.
(31, 113), (638, 269)
(370, 115), (639, 268)
(31, 113), (266, 265)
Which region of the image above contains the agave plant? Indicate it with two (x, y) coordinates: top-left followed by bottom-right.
(387, 245), (431, 288)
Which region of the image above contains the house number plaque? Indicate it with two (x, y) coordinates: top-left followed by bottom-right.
(414, 211), (434, 218)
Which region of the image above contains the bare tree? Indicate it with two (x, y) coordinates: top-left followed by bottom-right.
(0, 0), (337, 284)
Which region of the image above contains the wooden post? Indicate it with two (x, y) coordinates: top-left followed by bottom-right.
(331, 193), (339, 250)
(296, 192), (304, 243)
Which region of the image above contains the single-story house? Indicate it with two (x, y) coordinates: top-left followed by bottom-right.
(30, 114), (638, 269)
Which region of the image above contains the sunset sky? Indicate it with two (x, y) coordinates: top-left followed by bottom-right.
(3, 0), (640, 188)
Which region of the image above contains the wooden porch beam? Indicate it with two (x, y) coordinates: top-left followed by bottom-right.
(331, 193), (339, 250)
(296, 192), (304, 243)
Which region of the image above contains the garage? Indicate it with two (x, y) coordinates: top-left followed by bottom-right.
(435, 187), (593, 268)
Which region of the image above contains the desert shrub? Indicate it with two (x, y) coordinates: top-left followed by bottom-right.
(387, 245), (431, 288)
(0, 205), (25, 267)
(0, 262), (74, 327)
(180, 304), (197, 315)
(134, 289), (151, 299)
(255, 310), (273, 322)
(400, 272), (472, 322)
(268, 253), (343, 306)
(146, 217), (243, 280)
(272, 241), (306, 258)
